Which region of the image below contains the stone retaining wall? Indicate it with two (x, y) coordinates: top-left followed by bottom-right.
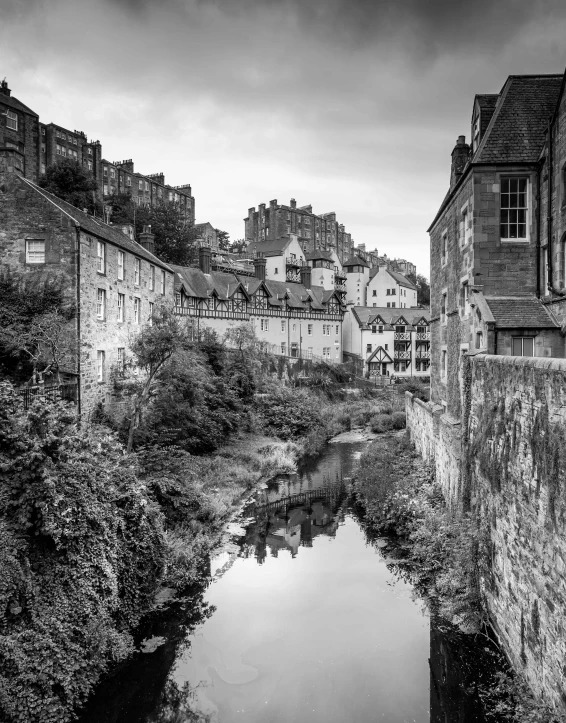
(407, 355), (566, 711)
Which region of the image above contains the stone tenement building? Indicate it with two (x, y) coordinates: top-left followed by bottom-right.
(244, 198), (354, 265)
(406, 72), (566, 713)
(0, 167), (175, 417)
(0, 80), (195, 220)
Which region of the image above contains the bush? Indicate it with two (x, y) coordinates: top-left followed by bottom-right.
(255, 386), (322, 440)
(391, 411), (406, 430)
(370, 413), (394, 433)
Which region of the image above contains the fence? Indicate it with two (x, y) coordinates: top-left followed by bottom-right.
(18, 384), (78, 410)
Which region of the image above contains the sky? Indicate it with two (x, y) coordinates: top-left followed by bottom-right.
(2, 0), (566, 277)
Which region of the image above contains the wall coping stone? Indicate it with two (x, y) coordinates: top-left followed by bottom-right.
(474, 353), (566, 372)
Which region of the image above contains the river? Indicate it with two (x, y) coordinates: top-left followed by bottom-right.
(79, 438), (499, 722)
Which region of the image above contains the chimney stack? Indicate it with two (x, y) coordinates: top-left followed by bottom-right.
(199, 245), (211, 274)
(138, 224), (155, 254)
(300, 265), (312, 289)
(254, 257), (266, 281)
(0, 80), (11, 97)
(450, 135), (470, 190)
(290, 198), (297, 209)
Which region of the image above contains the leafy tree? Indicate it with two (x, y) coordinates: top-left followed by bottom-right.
(223, 324), (260, 402)
(39, 159), (99, 213)
(106, 194), (198, 266)
(407, 272), (430, 307)
(215, 229), (230, 252)
(229, 238), (248, 255)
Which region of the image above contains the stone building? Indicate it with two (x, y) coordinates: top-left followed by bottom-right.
(0, 80), (195, 221)
(428, 74), (565, 415)
(194, 222), (219, 250)
(343, 307), (430, 377)
(244, 198), (354, 264)
(0, 168), (175, 417)
(0, 80), (40, 182)
(173, 247), (345, 363)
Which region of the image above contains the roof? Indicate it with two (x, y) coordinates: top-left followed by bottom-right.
(0, 92), (38, 117)
(474, 75), (563, 164)
(343, 254), (370, 268)
(246, 238), (294, 258)
(484, 296), (559, 329)
(387, 270), (417, 290)
(305, 250), (334, 262)
(475, 94), (499, 138)
(351, 306), (430, 328)
(19, 177), (172, 271)
(172, 265), (343, 312)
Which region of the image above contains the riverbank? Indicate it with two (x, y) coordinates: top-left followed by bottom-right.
(351, 432), (562, 723)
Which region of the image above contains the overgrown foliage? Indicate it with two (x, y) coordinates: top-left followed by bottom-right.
(0, 383), (166, 723)
(38, 158), (99, 214)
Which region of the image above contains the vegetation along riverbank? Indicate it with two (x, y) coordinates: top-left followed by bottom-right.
(351, 432), (562, 723)
(0, 302), (417, 722)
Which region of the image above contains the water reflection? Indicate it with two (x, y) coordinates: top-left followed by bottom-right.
(78, 440), (501, 723)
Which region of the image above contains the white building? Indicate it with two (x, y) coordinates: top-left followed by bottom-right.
(343, 254), (371, 306)
(245, 234), (305, 282)
(172, 248), (345, 363)
(343, 306), (430, 377)
(366, 265), (418, 308)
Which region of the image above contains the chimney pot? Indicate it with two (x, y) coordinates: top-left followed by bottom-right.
(254, 257), (266, 281)
(199, 245), (212, 274)
(300, 265), (312, 289)
(290, 198), (297, 209)
(138, 225), (155, 254)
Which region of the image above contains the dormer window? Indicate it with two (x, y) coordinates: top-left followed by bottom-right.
(472, 115), (480, 153)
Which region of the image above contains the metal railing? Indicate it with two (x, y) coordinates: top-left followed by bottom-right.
(394, 332), (411, 341)
(394, 350), (411, 360)
(18, 384), (78, 410)
(416, 332), (430, 341)
(174, 305), (343, 321)
(415, 350), (430, 359)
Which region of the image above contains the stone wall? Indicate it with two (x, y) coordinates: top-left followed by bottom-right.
(406, 354), (566, 711)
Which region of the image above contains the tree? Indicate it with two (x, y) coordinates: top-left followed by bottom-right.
(229, 238), (248, 255)
(407, 272), (430, 307)
(215, 229), (230, 252)
(118, 303), (192, 452)
(106, 195), (199, 266)
(39, 159), (99, 213)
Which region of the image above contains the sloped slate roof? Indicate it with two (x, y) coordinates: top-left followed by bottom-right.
(306, 250), (334, 262)
(343, 254), (370, 268)
(474, 75), (563, 164)
(20, 177), (172, 271)
(484, 296), (559, 329)
(475, 94), (499, 138)
(172, 266), (249, 300)
(1, 92), (38, 117)
(351, 306), (430, 328)
(387, 269), (417, 290)
(246, 238), (293, 257)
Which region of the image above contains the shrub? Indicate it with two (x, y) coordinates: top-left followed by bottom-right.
(391, 411), (406, 430)
(370, 413), (394, 433)
(255, 386), (322, 440)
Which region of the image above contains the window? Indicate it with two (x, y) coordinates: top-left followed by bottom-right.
(395, 325), (405, 333)
(88, 147), (92, 155)
(441, 231), (447, 265)
(139, 180), (143, 190)
(274, 267), (278, 275)
(26, 239), (45, 264)
(117, 293), (125, 322)
(441, 293), (447, 324)
(441, 350), (447, 377)
(117, 347), (125, 371)
(97, 241), (105, 273)
(56, 144), (61, 155)
(6, 110), (17, 130)
(281, 320), (286, 332)
(460, 206), (469, 246)
(512, 337), (534, 356)
(126, 175), (131, 187)
(386, 289), (390, 296)
(148, 302), (154, 325)
(149, 265), (155, 291)
(366, 344), (372, 353)
(292, 324), (296, 332)
(96, 289), (106, 320)
(460, 281), (469, 315)
(41, 127), (45, 136)
(336, 325), (339, 335)
(134, 297), (141, 324)
(145, 182), (149, 192)
(307, 347), (313, 359)
(384, 344), (388, 350)
(392, 302), (396, 308)
(260, 319), (269, 332)
(308, 324), (313, 336)
(378, 325), (383, 333)
(500, 178), (528, 240)
(475, 331), (483, 349)
(103, 166), (108, 177)
(110, 168), (115, 179)
(87, 161), (93, 171)
(134, 258), (140, 286)
(114, 250), (124, 281)
(281, 342), (286, 355)
(103, 184), (109, 196)
(160, 270), (165, 295)
(387, 302), (390, 308)
(372, 289), (377, 296)
(97, 351), (105, 382)
(543, 246), (549, 293)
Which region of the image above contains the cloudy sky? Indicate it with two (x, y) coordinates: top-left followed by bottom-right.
(3, 0), (566, 276)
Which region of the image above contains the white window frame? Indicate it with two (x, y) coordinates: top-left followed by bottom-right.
(26, 239), (45, 264)
(6, 110), (17, 130)
(149, 265), (155, 291)
(308, 324), (313, 336)
(97, 351), (105, 382)
(134, 258), (140, 286)
(512, 336), (534, 357)
(117, 347), (125, 371)
(97, 241), (105, 274)
(160, 270), (165, 295)
(134, 297), (141, 324)
(117, 293), (125, 323)
(500, 176), (529, 243)
(96, 289), (106, 320)
(117, 250), (125, 280)
(148, 302), (154, 326)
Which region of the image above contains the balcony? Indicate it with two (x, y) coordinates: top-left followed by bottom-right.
(285, 256), (302, 268)
(394, 350), (411, 360)
(415, 350), (430, 359)
(334, 282), (346, 293)
(416, 332), (430, 341)
(394, 332), (411, 341)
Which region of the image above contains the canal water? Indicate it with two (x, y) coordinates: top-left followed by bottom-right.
(80, 439), (497, 722)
